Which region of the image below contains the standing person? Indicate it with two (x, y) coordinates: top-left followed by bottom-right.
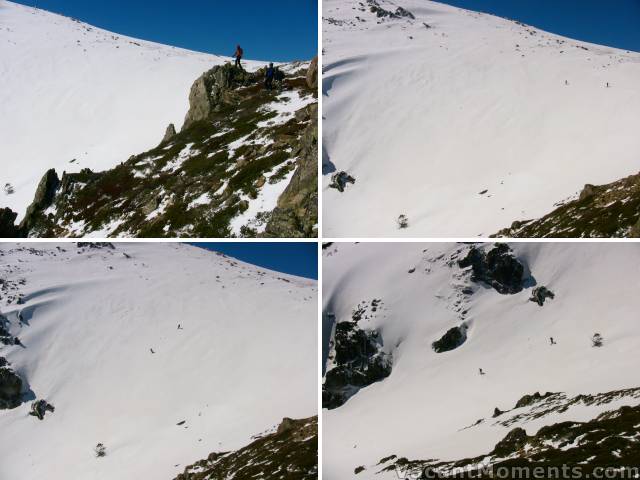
(233, 44), (243, 69)
(265, 62), (275, 90)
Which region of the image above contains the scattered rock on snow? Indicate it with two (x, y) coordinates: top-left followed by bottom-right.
(529, 286), (555, 306)
(329, 171), (355, 193)
(29, 399), (55, 420)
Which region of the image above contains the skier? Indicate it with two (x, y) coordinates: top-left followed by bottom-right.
(564, 80), (568, 86)
(150, 348), (155, 354)
(479, 368), (485, 376)
(550, 337), (556, 345)
(606, 82), (610, 88)
(233, 44), (243, 69)
(265, 62), (275, 90)
(177, 324), (183, 330)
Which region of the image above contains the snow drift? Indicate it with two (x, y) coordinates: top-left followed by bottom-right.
(0, 242), (317, 479)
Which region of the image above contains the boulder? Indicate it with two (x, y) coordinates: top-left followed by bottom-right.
(29, 399), (55, 420)
(432, 325), (467, 353)
(529, 286), (555, 306)
(329, 171), (355, 193)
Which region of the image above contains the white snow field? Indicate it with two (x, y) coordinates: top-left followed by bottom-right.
(322, 0), (640, 237)
(0, 243), (317, 480)
(0, 0), (264, 220)
(323, 242), (640, 478)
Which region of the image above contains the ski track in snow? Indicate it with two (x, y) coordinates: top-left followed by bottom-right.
(0, 243), (317, 480)
(323, 242), (640, 478)
(322, 0), (640, 237)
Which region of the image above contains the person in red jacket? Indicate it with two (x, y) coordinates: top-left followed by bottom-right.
(233, 44), (243, 68)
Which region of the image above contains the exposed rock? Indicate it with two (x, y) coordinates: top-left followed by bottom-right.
(579, 183), (597, 201)
(162, 123), (176, 143)
(183, 63), (255, 130)
(0, 207), (20, 237)
(329, 171), (355, 193)
(529, 286), (555, 306)
(515, 391), (554, 409)
(432, 324), (468, 353)
(323, 320), (392, 409)
(175, 416), (317, 480)
(0, 365), (22, 409)
(306, 56), (318, 90)
(458, 244), (525, 294)
(19, 169), (60, 233)
(493, 407), (504, 418)
(29, 399), (55, 420)
(263, 104), (318, 238)
(491, 427), (528, 456)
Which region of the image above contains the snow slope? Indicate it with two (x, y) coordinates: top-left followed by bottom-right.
(322, 242), (640, 478)
(322, 0), (640, 237)
(0, 0), (264, 219)
(0, 243), (317, 480)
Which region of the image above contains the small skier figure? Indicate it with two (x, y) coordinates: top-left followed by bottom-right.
(177, 324), (183, 330)
(479, 368), (485, 376)
(550, 337), (556, 345)
(150, 348), (155, 354)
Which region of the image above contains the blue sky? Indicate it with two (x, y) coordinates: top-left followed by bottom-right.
(438, 0), (640, 52)
(14, 0), (317, 61)
(191, 242), (317, 279)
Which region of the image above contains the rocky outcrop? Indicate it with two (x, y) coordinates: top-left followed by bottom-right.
(432, 324), (468, 353)
(529, 286), (555, 306)
(491, 427), (528, 457)
(183, 63), (256, 130)
(494, 171), (640, 238)
(368, 0), (415, 20)
(458, 244), (525, 294)
(306, 56), (318, 90)
(0, 359), (22, 409)
(175, 416), (317, 480)
(263, 104), (318, 238)
(19, 169), (60, 234)
(515, 391), (555, 409)
(323, 320), (392, 409)
(162, 123), (176, 143)
(0, 208), (20, 237)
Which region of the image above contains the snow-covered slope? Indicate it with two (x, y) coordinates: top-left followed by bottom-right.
(0, 243), (317, 479)
(0, 0), (262, 219)
(322, 0), (640, 237)
(322, 242), (640, 478)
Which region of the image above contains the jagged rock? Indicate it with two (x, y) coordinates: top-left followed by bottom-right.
(493, 407), (504, 418)
(432, 325), (468, 353)
(19, 169), (60, 233)
(263, 106), (318, 238)
(579, 183), (597, 201)
(175, 416), (317, 480)
(329, 171), (355, 193)
(491, 428), (528, 456)
(0, 207), (20, 237)
(77, 242), (115, 250)
(29, 399), (55, 420)
(529, 286), (555, 306)
(162, 123), (176, 143)
(0, 365), (22, 409)
(183, 63), (255, 129)
(277, 417), (296, 434)
(515, 391), (554, 409)
(306, 56), (318, 90)
(458, 244), (525, 294)
(323, 321), (392, 409)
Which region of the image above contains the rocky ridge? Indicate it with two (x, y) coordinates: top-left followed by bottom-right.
(1, 58), (318, 238)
